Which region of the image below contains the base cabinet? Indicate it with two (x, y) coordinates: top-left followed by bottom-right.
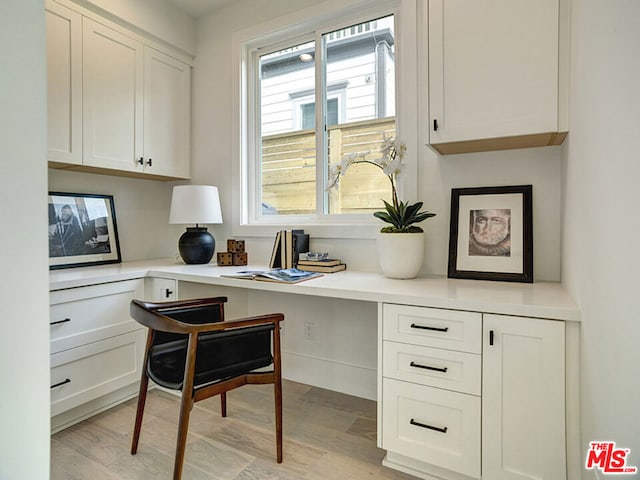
(482, 314), (566, 480)
(379, 304), (568, 480)
(50, 278), (145, 432)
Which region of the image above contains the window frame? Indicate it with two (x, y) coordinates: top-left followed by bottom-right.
(232, 0), (417, 239)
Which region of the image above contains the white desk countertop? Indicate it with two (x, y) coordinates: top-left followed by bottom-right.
(49, 259), (580, 321)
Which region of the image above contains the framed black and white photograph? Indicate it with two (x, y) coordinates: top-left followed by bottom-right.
(48, 192), (121, 270)
(448, 185), (533, 283)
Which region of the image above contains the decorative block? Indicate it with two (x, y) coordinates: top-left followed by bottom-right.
(227, 239), (245, 253)
(232, 252), (248, 266)
(217, 252), (233, 266)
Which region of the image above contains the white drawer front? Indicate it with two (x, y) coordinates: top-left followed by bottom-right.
(50, 279), (144, 353)
(383, 304), (482, 353)
(50, 329), (145, 416)
(382, 378), (481, 479)
(383, 341), (481, 395)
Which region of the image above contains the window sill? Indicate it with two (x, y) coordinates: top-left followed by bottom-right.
(231, 220), (382, 240)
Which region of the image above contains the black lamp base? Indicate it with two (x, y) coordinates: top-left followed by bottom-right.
(178, 227), (215, 264)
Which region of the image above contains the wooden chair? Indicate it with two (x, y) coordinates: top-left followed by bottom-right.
(129, 296), (284, 480)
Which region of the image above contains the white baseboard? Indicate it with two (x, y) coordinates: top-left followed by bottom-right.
(282, 351), (376, 400)
(51, 383), (139, 434)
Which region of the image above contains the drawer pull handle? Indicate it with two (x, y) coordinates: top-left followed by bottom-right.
(410, 361), (448, 373)
(50, 318), (71, 326)
(50, 378), (71, 389)
(410, 323), (449, 333)
(410, 418), (448, 434)
(165, 288), (173, 298)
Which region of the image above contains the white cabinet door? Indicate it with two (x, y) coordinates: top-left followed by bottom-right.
(428, 0), (561, 153)
(46, 0), (82, 165)
(143, 47), (191, 179)
(146, 277), (178, 302)
(82, 17), (143, 173)
(482, 314), (566, 480)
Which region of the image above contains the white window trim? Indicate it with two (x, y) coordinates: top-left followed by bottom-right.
(231, 0), (418, 239)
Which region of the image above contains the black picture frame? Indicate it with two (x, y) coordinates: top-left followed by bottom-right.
(448, 185), (533, 283)
(48, 192), (122, 270)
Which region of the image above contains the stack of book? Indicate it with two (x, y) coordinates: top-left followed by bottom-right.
(268, 229), (309, 269)
(296, 257), (347, 273)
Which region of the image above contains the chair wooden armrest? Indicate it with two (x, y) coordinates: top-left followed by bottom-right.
(131, 298), (283, 334)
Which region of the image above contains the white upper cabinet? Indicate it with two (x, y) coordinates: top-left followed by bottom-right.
(45, 0), (191, 180)
(143, 47), (191, 179)
(82, 18), (144, 174)
(46, 1), (82, 165)
(428, 0), (568, 155)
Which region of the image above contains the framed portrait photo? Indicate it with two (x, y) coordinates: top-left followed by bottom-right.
(448, 185), (533, 283)
(48, 192), (122, 270)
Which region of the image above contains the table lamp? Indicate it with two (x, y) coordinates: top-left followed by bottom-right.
(169, 185), (223, 264)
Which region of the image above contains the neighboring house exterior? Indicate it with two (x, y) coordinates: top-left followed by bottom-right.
(260, 17), (395, 136)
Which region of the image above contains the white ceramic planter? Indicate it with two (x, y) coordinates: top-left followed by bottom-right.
(376, 231), (425, 279)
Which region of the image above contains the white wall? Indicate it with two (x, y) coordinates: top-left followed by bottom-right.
(72, 0), (196, 54)
(0, 1), (51, 478)
(192, 0), (564, 281)
(563, 0), (640, 476)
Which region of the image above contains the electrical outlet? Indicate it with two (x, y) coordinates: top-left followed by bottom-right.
(304, 321), (314, 340)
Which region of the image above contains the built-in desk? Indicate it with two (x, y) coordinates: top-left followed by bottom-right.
(50, 258), (579, 320)
(49, 259), (580, 480)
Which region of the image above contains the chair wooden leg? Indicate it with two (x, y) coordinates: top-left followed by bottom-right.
(273, 323), (283, 463)
(173, 390), (194, 480)
(274, 378), (283, 463)
(132, 329), (154, 455)
(173, 333), (199, 480)
(131, 370), (149, 454)
(220, 392), (227, 417)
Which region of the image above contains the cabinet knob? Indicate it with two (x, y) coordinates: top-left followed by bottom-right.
(165, 288), (173, 298)
(138, 157), (144, 165)
(146, 158), (153, 167)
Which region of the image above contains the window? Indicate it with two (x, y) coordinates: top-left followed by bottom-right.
(250, 13), (398, 221)
(300, 97), (339, 130)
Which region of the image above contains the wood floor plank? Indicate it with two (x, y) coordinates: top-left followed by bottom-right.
(50, 439), (121, 480)
(51, 380), (417, 480)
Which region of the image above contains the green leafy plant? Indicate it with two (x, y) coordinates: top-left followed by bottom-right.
(374, 199), (436, 233)
(327, 136), (436, 232)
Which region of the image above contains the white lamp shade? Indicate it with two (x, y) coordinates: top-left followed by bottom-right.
(169, 185), (223, 224)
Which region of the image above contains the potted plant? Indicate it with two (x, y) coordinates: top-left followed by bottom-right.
(328, 136), (436, 278)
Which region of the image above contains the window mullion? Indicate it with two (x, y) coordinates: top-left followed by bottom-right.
(315, 29), (326, 217)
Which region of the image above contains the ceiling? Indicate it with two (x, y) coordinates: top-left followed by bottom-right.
(165, 0), (234, 18)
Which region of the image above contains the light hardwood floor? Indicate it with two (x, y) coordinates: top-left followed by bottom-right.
(51, 380), (418, 479)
